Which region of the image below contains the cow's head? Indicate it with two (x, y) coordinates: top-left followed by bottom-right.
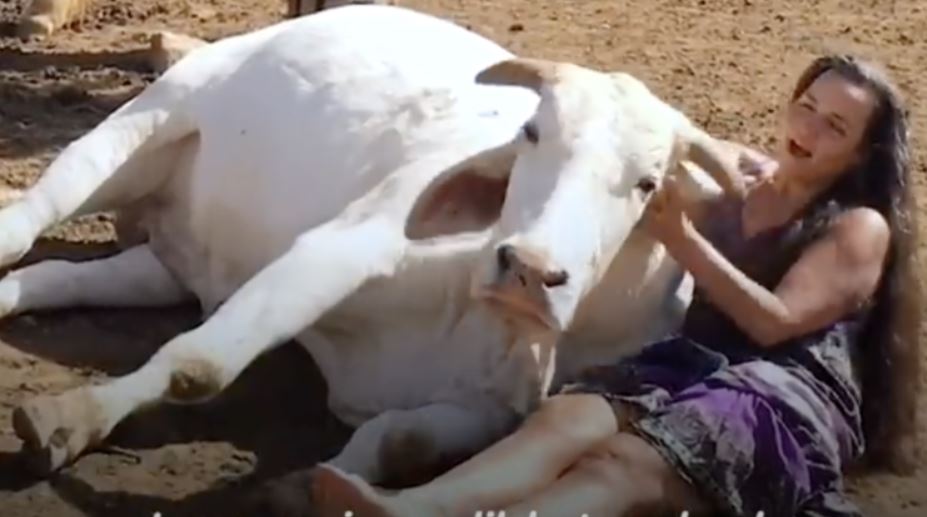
(406, 58), (744, 336)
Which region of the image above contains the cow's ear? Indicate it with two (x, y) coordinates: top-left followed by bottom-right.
(405, 147), (514, 240)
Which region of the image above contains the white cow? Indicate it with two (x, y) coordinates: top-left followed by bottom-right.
(6, 5), (744, 484)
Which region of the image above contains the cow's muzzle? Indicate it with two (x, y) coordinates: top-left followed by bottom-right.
(474, 243), (569, 331)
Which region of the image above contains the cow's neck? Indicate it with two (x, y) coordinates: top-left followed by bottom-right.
(450, 302), (561, 416)
(552, 228), (688, 384)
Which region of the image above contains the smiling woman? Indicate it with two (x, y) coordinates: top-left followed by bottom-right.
(785, 69), (881, 180)
(310, 54), (920, 517)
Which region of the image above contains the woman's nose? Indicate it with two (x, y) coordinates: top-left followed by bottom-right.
(793, 116), (818, 145)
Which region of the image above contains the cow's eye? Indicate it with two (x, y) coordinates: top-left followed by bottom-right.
(636, 176), (658, 194)
(522, 122), (539, 144)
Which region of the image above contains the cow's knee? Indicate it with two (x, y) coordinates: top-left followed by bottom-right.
(166, 356), (225, 403)
(525, 394), (617, 445)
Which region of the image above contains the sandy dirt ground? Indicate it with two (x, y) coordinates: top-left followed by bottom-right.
(0, 0), (925, 515)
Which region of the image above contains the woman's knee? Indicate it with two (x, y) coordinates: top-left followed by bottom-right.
(575, 434), (662, 496)
(525, 394), (618, 444)
(573, 433), (712, 516)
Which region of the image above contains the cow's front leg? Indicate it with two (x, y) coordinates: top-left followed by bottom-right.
(13, 218), (405, 473)
(330, 400), (519, 487)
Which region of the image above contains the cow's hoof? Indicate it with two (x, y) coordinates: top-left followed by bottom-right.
(241, 469), (319, 517)
(12, 390), (107, 474)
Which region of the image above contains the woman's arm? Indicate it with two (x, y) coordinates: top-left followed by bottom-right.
(649, 184), (890, 347)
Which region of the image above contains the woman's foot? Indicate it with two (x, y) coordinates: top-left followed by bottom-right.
(311, 463), (443, 517)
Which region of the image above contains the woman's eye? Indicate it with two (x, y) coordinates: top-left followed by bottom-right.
(827, 119), (847, 137)
(637, 176), (657, 194)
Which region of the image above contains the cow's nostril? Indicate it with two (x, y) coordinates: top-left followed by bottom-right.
(543, 270), (569, 288)
(496, 244), (514, 272)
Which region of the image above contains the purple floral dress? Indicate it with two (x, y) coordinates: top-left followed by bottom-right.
(561, 196), (867, 517)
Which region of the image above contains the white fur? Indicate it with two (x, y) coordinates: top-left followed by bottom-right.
(5, 6), (722, 482)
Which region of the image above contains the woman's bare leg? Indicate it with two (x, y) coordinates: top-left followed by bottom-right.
(404, 394), (619, 510)
(499, 433), (712, 517)
(313, 394), (619, 517)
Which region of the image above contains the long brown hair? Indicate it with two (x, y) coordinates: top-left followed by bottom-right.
(791, 55), (921, 473)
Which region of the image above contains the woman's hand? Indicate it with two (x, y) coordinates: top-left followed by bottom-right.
(738, 149), (777, 187)
(643, 176), (693, 246)
(644, 146), (772, 244)
(739, 153), (766, 183)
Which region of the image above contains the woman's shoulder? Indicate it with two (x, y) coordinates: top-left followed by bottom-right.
(832, 206), (889, 230)
(782, 206), (891, 327)
(824, 207), (891, 267)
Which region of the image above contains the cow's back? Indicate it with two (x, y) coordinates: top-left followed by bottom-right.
(143, 5), (537, 310)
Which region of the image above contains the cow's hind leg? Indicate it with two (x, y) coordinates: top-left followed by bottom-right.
(13, 217), (405, 473)
(0, 126), (195, 270)
(0, 244), (190, 320)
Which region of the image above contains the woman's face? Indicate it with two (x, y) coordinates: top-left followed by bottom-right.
(779, 69), (877, 182)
